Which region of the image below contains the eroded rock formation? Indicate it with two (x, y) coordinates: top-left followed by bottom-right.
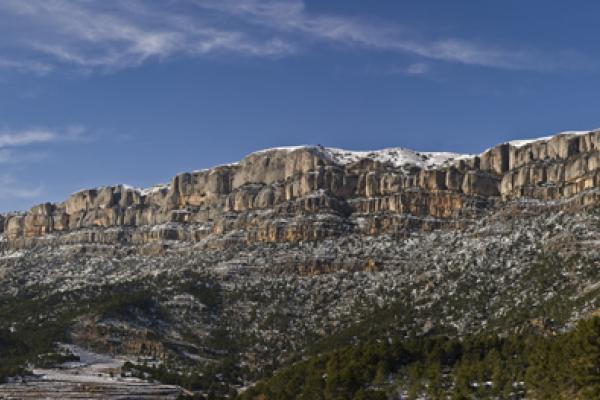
(4, 130), (600, 248)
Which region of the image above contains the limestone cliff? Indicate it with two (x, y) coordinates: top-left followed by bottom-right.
(4, 130), (600, 248)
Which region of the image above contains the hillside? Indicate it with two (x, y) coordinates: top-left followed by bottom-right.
(2, 129), (600, 398)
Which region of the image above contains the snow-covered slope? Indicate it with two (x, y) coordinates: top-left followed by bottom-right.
(321, 147), (470, 169)
(251, 145), (471, 169)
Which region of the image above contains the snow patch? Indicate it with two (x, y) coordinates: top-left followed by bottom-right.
(248, 145), (470, 169)
(70, 183), (170, 198)
(507, 130), (591, 148)
(322, 147), (470, 168)
(249, 145), (311, 155)
(140, 184), (170, 196)
(0, 250), (25, 259)
(192, 161), (240, 174)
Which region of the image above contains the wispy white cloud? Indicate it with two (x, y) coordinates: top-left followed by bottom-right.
(59, 125), (93, 142)
(0, 0), (295, 72)
(0, 58), (53, 75)
(0, 173), (43, 200)
(0, 126), (91, 148)
(406, 63), (429, 75)
(0, 0), (591, 73)
(0, 148), (48, 164)
(0, 148), (48, 165)
(365, 62), (431, 77)
(0, 129), (56, 148)
(192, 0), (588, 71)
(0, 126), (91, 166)
(0, 126), (89, 202)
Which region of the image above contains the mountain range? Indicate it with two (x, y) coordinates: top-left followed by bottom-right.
(2, 129), (600, 399)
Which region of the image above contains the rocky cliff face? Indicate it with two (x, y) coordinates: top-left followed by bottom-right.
(4, 129), (600, 398)
(4, 130), (600, 249)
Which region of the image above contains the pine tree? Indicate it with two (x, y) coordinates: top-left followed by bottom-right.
(571, 317), (600, 398)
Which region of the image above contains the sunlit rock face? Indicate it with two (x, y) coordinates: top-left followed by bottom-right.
(4, 130), (600, 248)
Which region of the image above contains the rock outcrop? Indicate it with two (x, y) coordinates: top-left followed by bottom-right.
(4, 130), (600, 248)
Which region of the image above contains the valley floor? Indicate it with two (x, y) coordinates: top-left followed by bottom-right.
(0, 345), (184, 399)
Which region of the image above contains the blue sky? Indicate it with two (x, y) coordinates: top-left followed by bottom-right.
(0, 1), (599, 211)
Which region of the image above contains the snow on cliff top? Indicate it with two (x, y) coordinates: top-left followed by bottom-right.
(322, 147), (470, 168)
(91, 147), (467, 196)
(71, 183), (169, 197)
(507, 130), (591, 148)
(252, 145), (471, 169)
(70, 129), (598, 198)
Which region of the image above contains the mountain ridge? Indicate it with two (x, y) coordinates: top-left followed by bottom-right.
(2, 128), (600, 250)
(15, 129), (594, 202)
(3, 129), (600, 398)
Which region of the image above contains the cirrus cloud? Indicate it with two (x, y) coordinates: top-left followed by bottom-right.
(0, 125), (91, 163)
(0, 0), (592, 74)
(0, 126), (90, 204)
(0, 129), (56, 148)
(0, 173), (43, 200)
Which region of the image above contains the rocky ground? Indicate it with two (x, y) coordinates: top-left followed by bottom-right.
(2, 193), (600, 395)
